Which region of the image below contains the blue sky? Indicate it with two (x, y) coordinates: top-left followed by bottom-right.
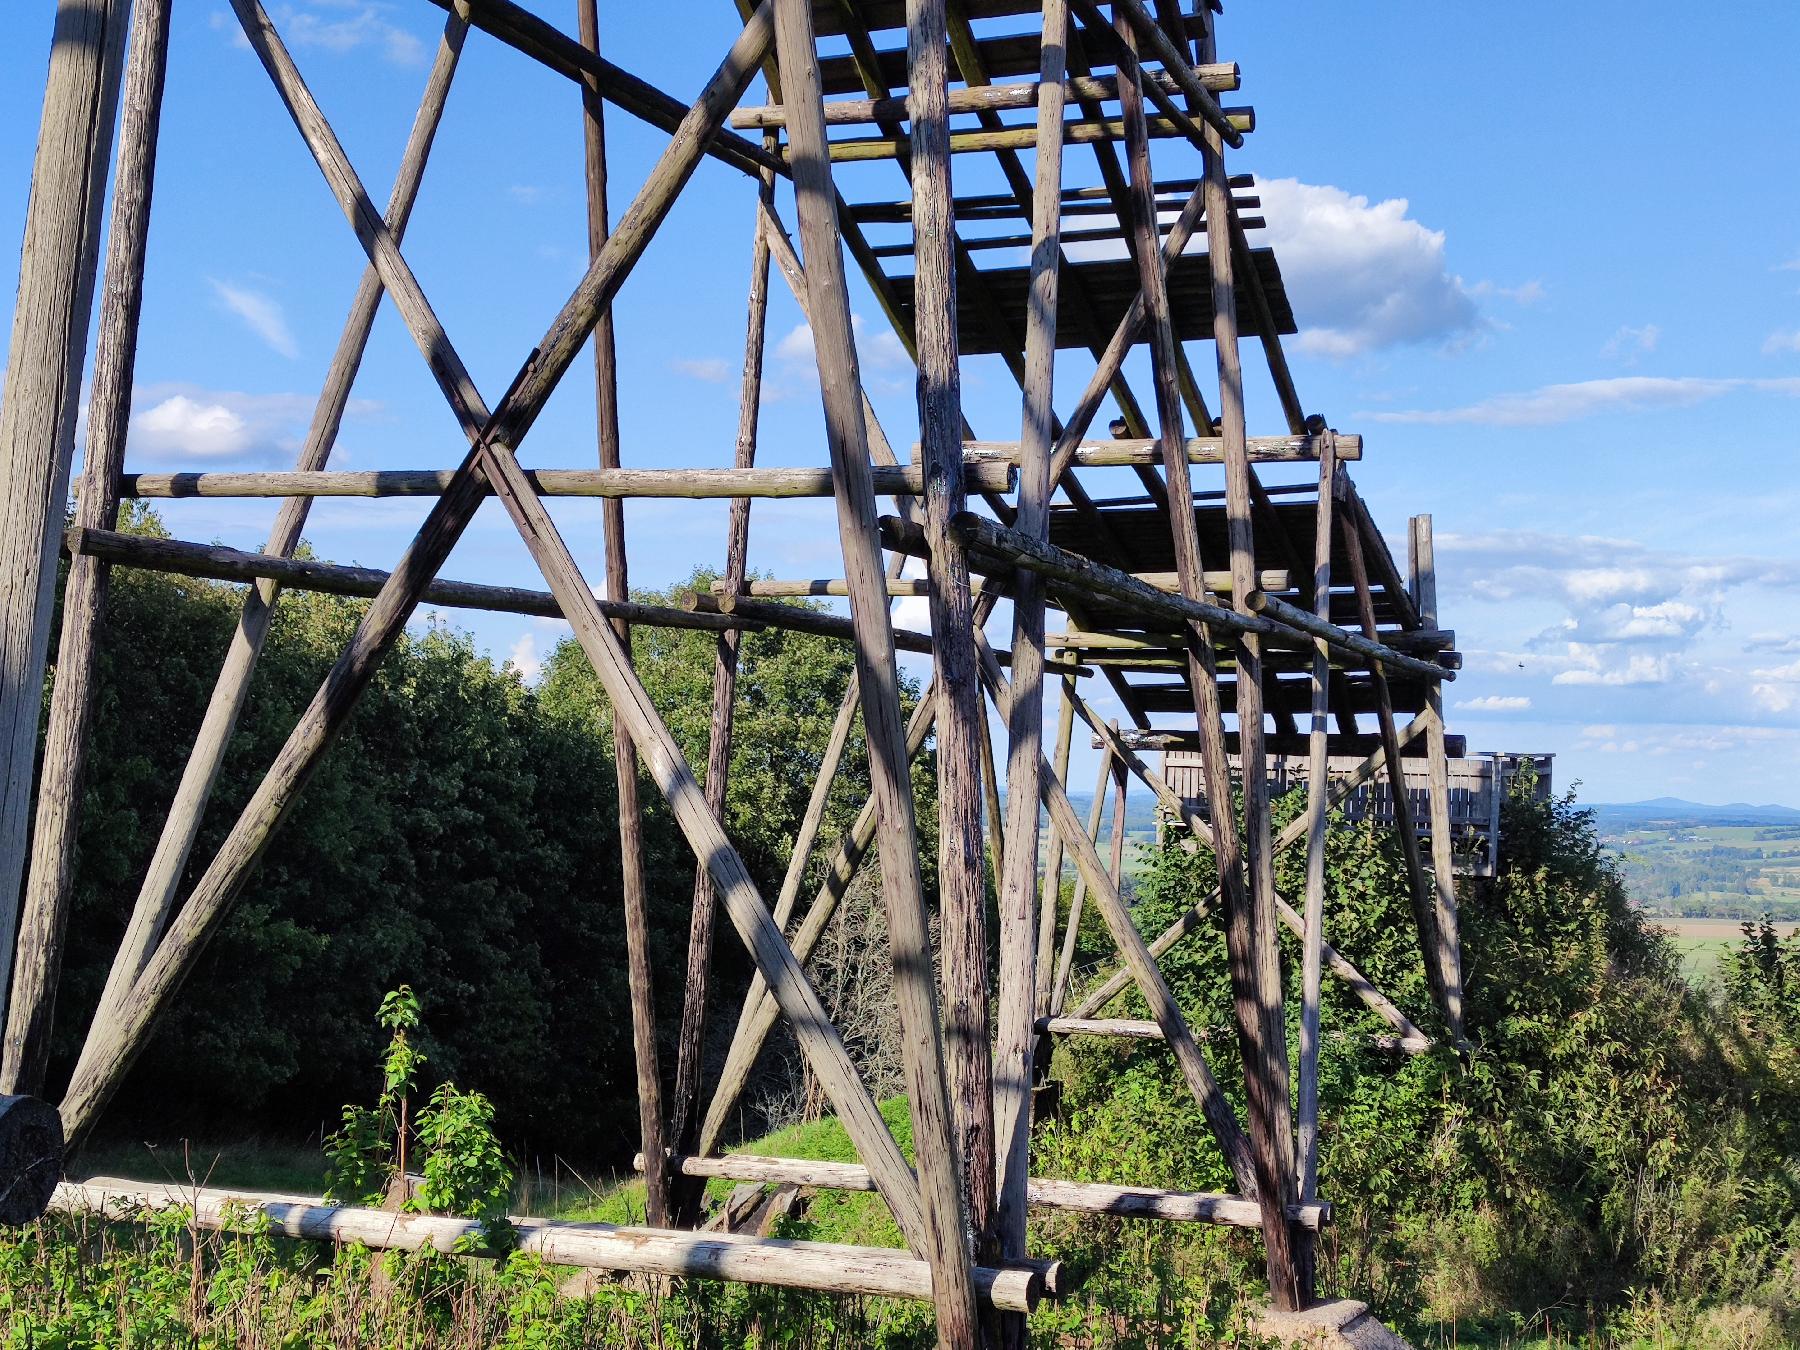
(3, 1), (1798, 808)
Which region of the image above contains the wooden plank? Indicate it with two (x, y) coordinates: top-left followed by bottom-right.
(0, 0), (129, 1025)
(117, 462), (1017, 498)
(960, 434), (1360, 466)
(1, 0), (169, 1096)
(576, 0), (668, 1230)
(81, 16), (472, 1054)
(53, 1179), (1041, 1311)
(769, 1), (978, 1334)
(644, 1154), (1329, 1229)
(59, 0), (778, 1150)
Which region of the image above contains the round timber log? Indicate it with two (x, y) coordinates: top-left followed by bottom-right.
(0, 1094), (63, 1223)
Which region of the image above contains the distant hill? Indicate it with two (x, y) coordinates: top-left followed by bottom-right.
(1591, 798), (1800, 827)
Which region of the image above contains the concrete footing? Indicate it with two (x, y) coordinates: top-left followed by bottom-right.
(1256, 1299), (1414, 1350)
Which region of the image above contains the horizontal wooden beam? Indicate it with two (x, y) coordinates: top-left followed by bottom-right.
(889, 216), (1266, 258)
(955, 433), (1359, 466)
(1046, 624), (1448, 653)
(847, 173), (1255, 223)
(65, 526), (745, 631)
(729, 66), (1239, 128)
(802, 111), (1252, 163)
(721, 567), (1286, 599)
(680, 590), (936, 655)
(118, 461), (1017, 500)
(54, 1178), (1042, 1310)
(1094, 729), (1468, 759)
(638, 1154), (1328, 1230)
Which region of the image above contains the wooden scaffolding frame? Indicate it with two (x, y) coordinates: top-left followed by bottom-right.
(0, 0), (1471, 1340)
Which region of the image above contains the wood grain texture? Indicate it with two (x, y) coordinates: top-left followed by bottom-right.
(0, 0), (129, 1026)
(3, 0), (170, 1096)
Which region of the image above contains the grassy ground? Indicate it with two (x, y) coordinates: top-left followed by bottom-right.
(1655, 916), (1799, 982)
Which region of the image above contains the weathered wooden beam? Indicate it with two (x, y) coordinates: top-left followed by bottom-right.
(1048, 743), (1112, 1020)
(576, 0), (668, 1230)
(1095, 727), (1465, 760)
(54, 1179), (1041, 1311)
(1035, 671), (1078, 1019)
(769, 0), (977, 1332)
(728, 65), (1239, 126)
(62, 528), (736, 632)
(419, 0), (785, 181)
(1295, 434), (1337, 1290)
(957, 433), (1360, 465)
(81, 17), (472, 1057)
(0, 0), (130, 1026)
(1410, 514), (1468, 1051)
(805, 109), (1251, 162)
(992, 0), (1067, 1277)
(1037, 1018), (1431, 1058)
(1337, 467), (1462, 1050)
(670, 176), (778, 1228)
(1110, 0), (1244, 147)
(642, 1154), (1329, 1230)
(2, 0), (170, 1097)
(59, 0), (779, 1149)
(116, 461), (1017, 499)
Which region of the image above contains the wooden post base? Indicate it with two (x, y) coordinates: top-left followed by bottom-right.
(0, 1095), (64, 1224)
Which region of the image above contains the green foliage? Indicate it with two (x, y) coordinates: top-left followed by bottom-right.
(414, 1082), (517, 1252)
(323, 1103), (390, 1208)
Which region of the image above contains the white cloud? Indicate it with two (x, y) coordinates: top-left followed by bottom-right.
(1747, 633), (1800, 654)
(125, 382), (380, 465)
(671, 357), (732, 383)
(773, 314), (910, 394)
(133, 395), (255, 459)
(1367, 375), (1800, 426)
(1455, 695), (1532, 712)
(1764, 329), (1800, 356)
(1600, 323), (1660, 364)
(262, 2), (425, 65)
(1252, 178), (1481, 358)
(1550, 647), (1673, 687)
(210, 279), (298, 359)
(507, 633), (543, 683)
(507, 184), (545, 206)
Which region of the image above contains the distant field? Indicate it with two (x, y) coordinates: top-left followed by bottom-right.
(1648, 916), (1798, 982)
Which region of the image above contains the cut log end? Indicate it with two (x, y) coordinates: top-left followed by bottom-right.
(0, 1095), (64, 1225)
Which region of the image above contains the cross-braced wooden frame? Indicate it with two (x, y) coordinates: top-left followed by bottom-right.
(0, 0), (1472, 1343)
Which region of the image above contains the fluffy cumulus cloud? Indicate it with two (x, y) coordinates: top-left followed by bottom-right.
(124, 382), (379, 465)
(1440, 529), (1800, 697)
(210, 279), (298, 359)
(1764, 329), (1800, 356)
(224, 2), (427, 65)
(507, 633), (543, 683)
(1367, 375), (1800, 426)
(1252, 178), (1483, 359)
(670, 357), (732, 384)
(1456, 694), (1532, 712)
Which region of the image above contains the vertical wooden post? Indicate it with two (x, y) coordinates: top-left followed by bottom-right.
(0, 0), (130, 1027)
(1410, 513), (1466, 1046)
(1107, 732), (1129, 888)
(86, 3), (469, 1059)
(1336, 471), (1458, 1048)
(669, 168), (777, 1225)
(1, 0), (171, 1096)
(770, 0), (980, 1340)
(1117, 5), (1299, 1308)
(902, 0), (996, 1279)
(1034, 670), (1077, 1020)
(1049, 748), (1111, 1018)
(995, 0), (1068, 1284)
(1294, 431), (1337, 1294)
(576, 0), (668, 1229)
(979, 711), (1006, 884)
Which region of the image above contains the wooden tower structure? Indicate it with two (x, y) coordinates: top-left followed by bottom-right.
(0, 0), (1471, 1341)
